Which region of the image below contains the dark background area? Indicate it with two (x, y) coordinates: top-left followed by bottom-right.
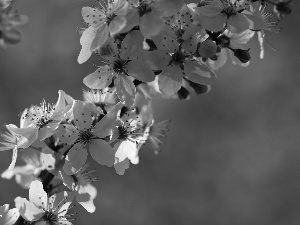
(1, 1), (300, 225)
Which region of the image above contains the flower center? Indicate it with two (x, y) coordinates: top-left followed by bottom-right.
(117, 125), (128, 141)
(72, 164), (97, 187)
(222, 6), (237, 18)
(24, 100), (54, 129)
(112, 59), (128, 74)
(78, 130), (94, 146)
(171, 51), (185, 67)
(37, 211), (58, 225)
(117, 118), (146, 144)
(106, 12), (116, 25)
(71, 174), (79, 184)
(174, 28), (184, 39)
(137, 2), (152, 17)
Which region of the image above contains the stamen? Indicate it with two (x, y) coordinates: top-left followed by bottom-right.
(23, 100), (54, 129)
(78, 129), (94, 146)
(72, 164), (98, 186)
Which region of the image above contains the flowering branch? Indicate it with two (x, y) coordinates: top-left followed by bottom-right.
(0, 0), (294, 224)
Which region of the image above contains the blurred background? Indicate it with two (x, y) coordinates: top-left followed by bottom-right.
(1, 1), (300, 225)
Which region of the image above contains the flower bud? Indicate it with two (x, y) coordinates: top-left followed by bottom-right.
(198, 40), (217, 58)
(185, 79), (211, 95)
(177, 87), (190, 100)
(233, 48), (251, 63)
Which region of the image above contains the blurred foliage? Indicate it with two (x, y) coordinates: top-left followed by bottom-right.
(0, 1), (300, 225)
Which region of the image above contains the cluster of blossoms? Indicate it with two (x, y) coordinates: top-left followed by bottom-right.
(78, 0), (293, 99)
(0, 88), (169, 224)
(0, 0), (293, 224)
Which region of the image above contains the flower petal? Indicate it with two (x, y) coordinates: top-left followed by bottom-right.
(15, 173), (36, 189)
(115, 75), (136, 107)
(17, 130), (38, 149)
(57, 124), (78, 145)
(14, 197), (44, 222)
(7, 125), (38, 149)
(78, 26), (98, 64)
(227, 14), (250, 33)
(120, 30), (144, 60)
(64, 143), (88, 175)
(52, 90), (68, 118)
(112, 0), (129, 14)
(20, 109), (31, 129)
(109, 15), (127, 37)
(118, 9), (139, 34)
(2, 208), (19, 225)
(114, 140), (139, 164)
(89, 139), (115, 167)
(41, 146), (63, 176)
(121, 107), (137, 123)
(38, 126), (56, 141)
(83, 66), (114, 90)
(75, 184), (97, 213)
(82, 7), (106, 27)
(111, 120), (122, 143)
(78, 45), (93, 64)
(139, 50), (170, 70)
(97, 37), (118, 60)
(0, 204), (8, 215)
(90, 24), (109, 51)
(154, 33), (179, 53)
(77, 45), (93, 64)
(196, 4), (223, 17)
(114, 157), (130, 175)
(244, 13), (267, 31)
(182, 23), (202, 41)
(152, 0), (184, 17)
(127, 60), (155, 82)
(140, 12), (164, 39)
(93, 103), (123, 138)
(29, 180), (48, 210)
(160, 64), (183, 82)
(182, 35), (198, 55)
(184, 60), (217, 85)
(201, 13), (226, 32)
(58, 170), (74, 190)
(53, 191), (74, 217)
(230, 29), (255, 47)
(158, 64), (184, 95)
(7, 146), (18, 171)
(175, 4), (194, 26)
(79, 28), (96, 46)
(73, 101), (93, 131)
(158, 75), (181, 95)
